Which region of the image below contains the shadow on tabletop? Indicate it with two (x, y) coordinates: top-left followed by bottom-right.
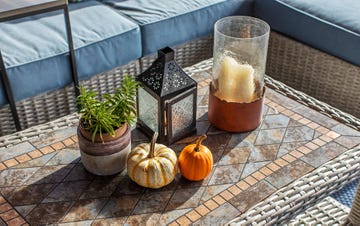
(2, 108), (254, 224)
(1, 129), (228, 224)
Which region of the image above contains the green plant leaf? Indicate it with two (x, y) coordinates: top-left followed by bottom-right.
(77, 75), (139, 143)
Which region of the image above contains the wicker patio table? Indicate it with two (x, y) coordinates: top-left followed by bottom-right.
(0, 59), (359, 225)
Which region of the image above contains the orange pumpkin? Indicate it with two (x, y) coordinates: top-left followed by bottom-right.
(178, 135), (213, 181)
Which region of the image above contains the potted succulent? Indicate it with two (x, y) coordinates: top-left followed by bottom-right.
(76, 75), (139, 175)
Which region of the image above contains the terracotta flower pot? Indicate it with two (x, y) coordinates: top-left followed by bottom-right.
(79, 123), (127, 143)
(77, 123), (131, 175)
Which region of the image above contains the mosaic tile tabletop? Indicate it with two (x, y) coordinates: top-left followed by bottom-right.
(1, 68), (360, 225)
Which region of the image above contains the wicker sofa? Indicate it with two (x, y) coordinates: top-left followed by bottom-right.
(0, 0), (359, 136)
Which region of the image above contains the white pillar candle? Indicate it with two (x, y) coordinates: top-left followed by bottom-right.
(217, 56), (256, 103)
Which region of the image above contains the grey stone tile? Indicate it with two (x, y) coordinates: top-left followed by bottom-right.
(332, 124), (360, 136)
(92, 217), (127, 225)
(133, 191), (173, 214)
(125, 213), (161, 225)
(177, 171), (212, 189)
(58, 220), (93, 226)
(30, 127), (77, 148)
(63, 164), (95, 182)
(24, 165), (74, 185)
(9, 183), (56, 205)
(265, 160), (314, 189)
(131, 129), (149, 142)
(293, 105), (339, 128)
(313, 131), (322, 139)
(301, 142), (348, 168)
(266, 106), (279, 115)
(197, 107), (208, 121)
(262, 104), (269, 116)
(26, 201), (73, 225)
(197, 86), (209, 96)
(80, 176), (122, 200)
(334, 136), (360, 149)
(288, 119), (303, 127)
(0, 187), (15, 197)
(193, 202), (240, 225)
(15, 204), (36, 218)
(42, 181), (90, 203)
(266, 89), (301, 109)
(110, 177), (144, 196)
(202, 133), (231, 151)
(198, 93), (209, 107)
(283, 126), (314, 143)
(45, 149), (80, 165)
(0, 142), (35, 162)
(208, 164), (244, 185)
(261, 114), (290, 129)
(229, 180), (276, 213)
(14, 152), (56, 169)
(62, 198), (108, 222)
(98, 195), (140, 218)
(255, 128), (286, 145)
(218, 146), (250, 165)
(158, 208), (191, 225)
(277, 141), (306, 157)
(0, 167), (39, 187)
(196, 120), (211, 135)
(165, 187), (205, 211)
(226, 132), (256, 149)
(241, 161), (270, 179)
(248, 144), (279, 162)
(200, 184), (232, 203)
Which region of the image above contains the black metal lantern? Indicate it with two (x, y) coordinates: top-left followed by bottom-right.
(136, 47), (197, 144)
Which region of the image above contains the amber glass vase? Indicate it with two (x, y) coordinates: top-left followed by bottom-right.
(209, 16), (270, 132)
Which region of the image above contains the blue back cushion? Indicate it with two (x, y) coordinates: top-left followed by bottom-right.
(254, 0), (360, 66)
(102, 0), (254, 56)
(0, 1), (141, 106)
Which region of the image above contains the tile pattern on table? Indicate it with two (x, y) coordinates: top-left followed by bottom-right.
(0, 74), (359, 225)
(0, 194), (28, 225)
(169, 83), (359, 224)
(61, 198), (108, 223)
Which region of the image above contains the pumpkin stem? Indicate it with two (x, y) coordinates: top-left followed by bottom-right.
(148, 132), (158, 158)
(194, 134), (207, 152)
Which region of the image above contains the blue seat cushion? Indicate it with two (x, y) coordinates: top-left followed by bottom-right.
(101, 0), (254, 56)
(0, 1), (141, 106)
(254, 0), (360, 66)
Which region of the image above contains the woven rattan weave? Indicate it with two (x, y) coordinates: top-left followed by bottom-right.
(228, 146), (360, 225)
(267, 32), (360, 119)
(287, 197), (350, 225)
(348, 183), (360, 225)
(1, 31), (359, 136)
(0, 36), (213, 137)
(0, 60), (140, 136)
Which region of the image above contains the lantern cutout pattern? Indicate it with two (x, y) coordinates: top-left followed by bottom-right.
(136, 47), (197, 144)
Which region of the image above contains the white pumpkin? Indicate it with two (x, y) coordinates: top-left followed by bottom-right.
(127, 132), (177, 188)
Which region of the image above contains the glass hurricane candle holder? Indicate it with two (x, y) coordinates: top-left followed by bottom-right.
(209, 16), (270, 132)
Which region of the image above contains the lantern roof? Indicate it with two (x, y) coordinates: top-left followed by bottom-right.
(137, 47), (197, 98)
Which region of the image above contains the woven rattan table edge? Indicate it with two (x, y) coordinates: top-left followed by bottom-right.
(227, 145), (360, 225)
(287, 196), (351, 225)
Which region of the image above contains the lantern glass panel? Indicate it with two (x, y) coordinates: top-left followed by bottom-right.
(138, 87), (158, 133)
(170, 93), (195, 138)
